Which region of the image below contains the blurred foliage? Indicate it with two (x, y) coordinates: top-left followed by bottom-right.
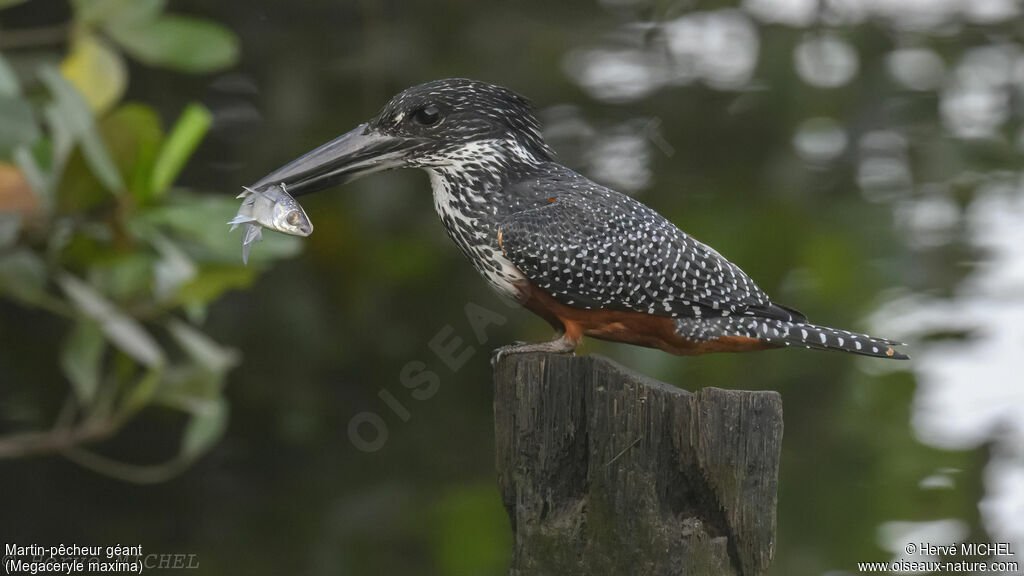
(0, 1), (293, 480)
(433, 484), (511, 576)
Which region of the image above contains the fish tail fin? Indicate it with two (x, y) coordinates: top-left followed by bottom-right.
(243, 223), (263, 244)
(228, 215), (256, 229)
(241, 223), (262, 265)
(237, 186), (266, 200)
(229, 215), (256, 224)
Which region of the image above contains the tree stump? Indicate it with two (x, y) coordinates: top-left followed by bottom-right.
(493, 353), (783, 576)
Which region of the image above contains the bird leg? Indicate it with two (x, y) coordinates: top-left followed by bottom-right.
(491, 330), (577, 366)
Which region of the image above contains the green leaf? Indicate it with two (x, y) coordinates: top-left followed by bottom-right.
(87, 253), (155, 302)
(39, 66), (124, 194)
(0, 0), (30, 9)
(13, 145), (51, 207)
(180, 397), (228, 458)
(61, 319), (106, 404)
(121, 367), (161, 415)
(107, 15), (239, 73)
(60, 31), (128, 114)
(0, 53), (21, 97)
(72, 0), (130, 24)
(73, 0), (165, 26)
(173, 265), (255, 307)
(150, 233), (197, 300)
(0, 249), (46, 305)
(154, 361), (225, 407)
(57, 273), (165, 367)
(108, 0), (166, 25)
(150, 103), (211, 197)
(182, 301), (207, 324)
(57, 103), (164, 211)
(0, 96), (41, 153)
(52, 151), (109, 216)
(166, 318), (239, 374)
(41, 103), (74, 177)
(101, 104), (164, 201)
(0, 213), (20, 247)
(54, 103), (163, 215)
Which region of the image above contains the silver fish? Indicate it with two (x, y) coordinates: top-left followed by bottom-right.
(228, 183), (313, 265)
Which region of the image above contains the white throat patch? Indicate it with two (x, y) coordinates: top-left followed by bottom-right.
(423, 144), (527, 300)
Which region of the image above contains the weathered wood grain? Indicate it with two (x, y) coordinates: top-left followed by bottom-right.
(493, 353), (783, 576)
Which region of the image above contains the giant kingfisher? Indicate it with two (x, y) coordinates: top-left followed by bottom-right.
(251, 78), (907, 361)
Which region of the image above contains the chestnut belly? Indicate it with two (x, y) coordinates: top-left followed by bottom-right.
(515, 281), (775, 356)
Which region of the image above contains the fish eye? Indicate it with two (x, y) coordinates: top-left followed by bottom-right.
(286, 211), (300, 226)
(413, 104), (441, 126)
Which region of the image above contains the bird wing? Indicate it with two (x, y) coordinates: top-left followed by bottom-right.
(497, 190), (771, 318)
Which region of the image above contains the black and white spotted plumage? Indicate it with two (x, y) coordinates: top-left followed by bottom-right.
(673, 317), (905, 358)
(497, 170), (768, 316)
(286, 78), (907, 359)
(494, 167), (905, 359)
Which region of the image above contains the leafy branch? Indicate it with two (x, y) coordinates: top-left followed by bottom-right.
(0, 1), (288, 479)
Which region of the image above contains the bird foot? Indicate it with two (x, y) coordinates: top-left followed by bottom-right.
(491, 336), (577, 367)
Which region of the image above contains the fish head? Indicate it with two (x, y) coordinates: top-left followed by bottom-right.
(270, 195), (313, 237)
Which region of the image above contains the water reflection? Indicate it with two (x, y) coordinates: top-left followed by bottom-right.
(744, 0), (1018, 28)
(744, 0), (817, 26)
(919, 469), (958, 490)
(887, 48), (946, 91)
(873, 179), (1024, 558)
(563, 46), (664, 103)
(942, 45), (1017, 139)
(857, 131), (913, 202)
(564, 9), (759, 102)
(793, 117), (848, 164)
(541, 106), (654, 193)
(893, 191), (959, 249)
(879, 520), (969, 565)
(663, 10), (759, 89)
(794, 33), (859, 88)
(584, 126), (653, 193)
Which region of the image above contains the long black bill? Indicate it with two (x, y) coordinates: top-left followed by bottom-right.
(250, 123), (424, 197)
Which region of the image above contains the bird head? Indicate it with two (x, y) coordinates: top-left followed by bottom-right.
(251, 78), (552, 195)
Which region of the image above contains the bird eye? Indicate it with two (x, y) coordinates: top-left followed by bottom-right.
(413, 105), (441, 126)
(286, 211), (300, 226)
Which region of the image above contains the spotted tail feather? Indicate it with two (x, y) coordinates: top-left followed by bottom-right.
(675, 316), (909, 359)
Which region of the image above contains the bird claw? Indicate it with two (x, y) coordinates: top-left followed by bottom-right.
(490, 341), (527, 367)
(490, 339), (576, 367)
